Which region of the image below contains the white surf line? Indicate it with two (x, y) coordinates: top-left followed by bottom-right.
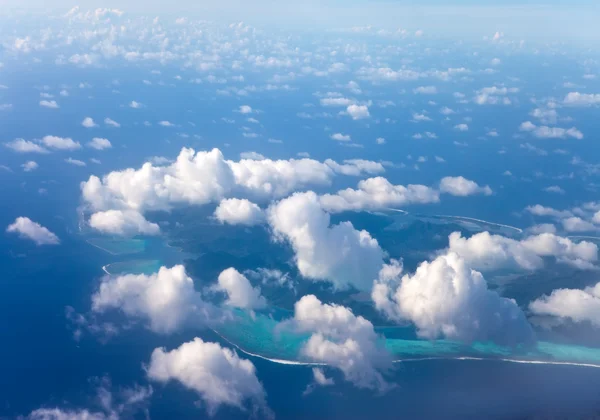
(385, 208), (410, 214)
(433, 215), (523, 233)
(213, 329), (600, 370)
(568, 236), (600, 241)
(102, 265), (110, 275)
(86, 240), (120, 256)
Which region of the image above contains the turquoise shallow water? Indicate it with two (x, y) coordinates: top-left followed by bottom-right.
(215, 309), (600, 368)
(87, 238), (146, 255)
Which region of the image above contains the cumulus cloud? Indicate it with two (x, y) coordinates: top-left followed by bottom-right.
(39, 100), (59, 109)
(330, 133), (351, 142)
(214, 198), (265, 226)
(214, 268), (267, 310)
(6, 217), (60, 245)
(41, 135), (81, 150)
(346, 104), (370, 120)
(320, 177), (439, 213)
(88, 137), (112, 150)
(104, 117), (120, 127)
(529, 282), (600, 326)
(89, 210), (160, 236)
(454, 123), (469, 131)
(82, 117), (98, 128)
(282, 295), (391, 390)
(147, 338), (269, 416)
(439, 176), (492, 196)
(239, 105), (253, 114)
(563, 92), (600, 107)
(21, 161), (38, 172)
(92, 265), (213, 333)
(447, 231), (598, 271)
(268, 192), (384, 291)
(129, 100), (142, 109)
(5, 138), (49, 154)
(81, 148), (382, 235)
(413, 86), (437, 94)
(519, 121), (583, 140)
(372, 254), (534, 346)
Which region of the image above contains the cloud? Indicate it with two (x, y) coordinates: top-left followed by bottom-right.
(543, 185), (565, 194)
(239, 105), (253, 114)
(147, 338), (270, 416)
(41, 135), (81, 150)
(214, 198), (265, 226)
(88, 137), (112, 150)
(519, 121), (583, 140)
(82, 117), (97, 128)
(5, 138), (49, 154)
(21, 161), (38, 172)
(214, 268), (267, 310)
(39, 100), (59, 108)
(346, 104), (370, 120)
(104, 118), (120, 127)
(372, 254), (534, 346)
(92, 265), (213, 333)
(129, 100), (142, 108)
(282, 295), (391, 390)
(376, 137), (385, 145)
(439, 176), (492, 196)
(563, 92), (600, 107)
(330, 133), (351, 142)
(529, 282), (600, 326)
(6, 217), (59, 245)
(525, 204), (573, 219)
(454, 123), (469, 131)
(447, 231), (598, 271)
(89, 210), (160, 236)
(413, 86), (437, 94)
(320, 97), (354, 107)
(268, 192), (384, 291)
(65, 157), (86, 166)
(320, 177), (439, 213)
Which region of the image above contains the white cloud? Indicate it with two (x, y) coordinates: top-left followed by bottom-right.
(240, 151), (265, 160)
(6, 217), (59, 245)
(454, 123), (469, 131)
(214, 268), (267, 310)
(448, 231), (598, 271)
(283, 295), (391, 390)
(89, 210), (160, 236)
(65, 157), (86, 166)
(21, 161), (38, 172)
(411, 113), (431, 122)
(88, 137), (112, 150)
(330, 133), (351, 142)
(543, 185), (565, 194)
(525, 204), (573, 219)
(214, 198), (265, 226)
(563, 92), (600, 107)
(129, 100), (142, 109)
(104, 117), (120, 127)
(519, 121), (583, 140)
(372, 254), (534, 346)
(376, 137), (386, 145)
(268, 192), (384, 291)
(158, 121), (174, 127)
(39, 100), (59, 109)
(239, 105), (253, 114)
(561, 216), (597, 233)
(320, 97), (354, 107)
(439, 176), (492, 196)
(5, 139), (49, 154)
(320, 177), (439, 213)
(82, 117), (97, 128)
(530, 282), (600, 326)
(147, 338), (269, 416)
(92, 265), (211, 333)
(413, 86), (437, 94)
(346, 104), (370, 120)
(41, 135), (81, 150)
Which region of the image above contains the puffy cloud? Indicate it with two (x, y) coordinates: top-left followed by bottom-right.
(268, 192), (384, 291)
(92, 265), (212, 333)
(529, 282), (600, 326)
(320, 177), (439, 213)
(6, 217), (60, 245)
(525, 204), (573, 219)
(81, 148), (383, 235)
(129, 101), (142, 109)
(214, 198), (265, 226)
(21, 161), (38, 172)
(413, 86), (437, 94)
(238, 105), (253, 114)
(65, 157), (86, 167)
(39, 100), (59, 109)
(284, 295), (391, 390)
(214, 268), (267, 310)
(89, 210), (160, 236)
(104, 118), (120, 127)
(519, 121), (583, 140)
(5, 138), (49, 154)
(439, 176), (492, 196)
(147, 338), (269, 416)
(454, 123), (469, 131)
(346, 104), (370, 120)
(88, 137), (112, 150)
(320, 97), (354, 107)
(82, 117), (98, 128)
(563, 92), (600, 107)
(323, 159), (384, 176)
(41, 135), (81, 150)
(447, 231), (598, 271)
(372, 253), (534, 346)
(330, 133), (351, 142)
